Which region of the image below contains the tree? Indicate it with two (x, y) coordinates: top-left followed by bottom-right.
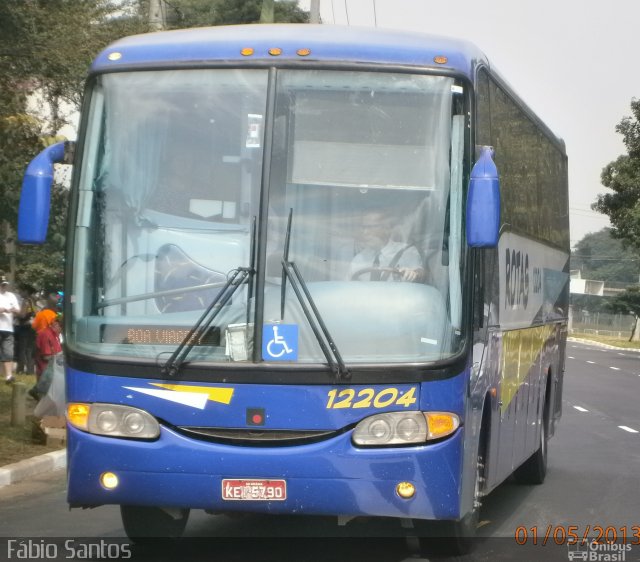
(165, 0), (309, 28)
(0, 1), (148, 289)
(0, 0), (309, 290)
(593, 99), (640, 251)
(607, 287), (640, 341)
(571, 228), (639, 285)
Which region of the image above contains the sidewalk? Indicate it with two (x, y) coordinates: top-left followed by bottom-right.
(0, 449), (66, 488)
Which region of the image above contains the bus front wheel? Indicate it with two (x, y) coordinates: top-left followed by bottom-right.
(120, 505), (190, 542)
(514, 414), (548, 485)
(412, 450), (484, 556)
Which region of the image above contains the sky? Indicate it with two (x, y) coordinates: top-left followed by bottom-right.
(300, 0), (640, 247)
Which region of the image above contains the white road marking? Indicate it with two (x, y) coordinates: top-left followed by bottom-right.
(568, 356), (575, 359)
(586, 361), (595, 364)
(573, 406), (589, 412)
(610, 367), (620, 371)
(618, 426), (639, 434)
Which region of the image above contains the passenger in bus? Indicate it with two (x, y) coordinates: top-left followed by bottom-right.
(349, 210), (425, 282)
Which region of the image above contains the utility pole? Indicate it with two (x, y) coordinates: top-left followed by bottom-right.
(310, 0), (321, 23)
(260, 0), (274, 23)
(149, 0), (166, 31)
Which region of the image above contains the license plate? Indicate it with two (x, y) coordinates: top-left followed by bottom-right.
(221, 479), (287, 501)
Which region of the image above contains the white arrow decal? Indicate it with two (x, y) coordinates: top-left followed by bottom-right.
(124, 387), (209, 409)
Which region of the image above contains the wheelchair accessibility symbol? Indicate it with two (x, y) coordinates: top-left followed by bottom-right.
(262, 324), (298, 361)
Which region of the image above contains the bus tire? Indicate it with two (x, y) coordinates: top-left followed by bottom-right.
(413, 440), (485, 556)
(514, 381), (550, 485)
(513, 414), (548, 485)
(120, 505), (190, 543)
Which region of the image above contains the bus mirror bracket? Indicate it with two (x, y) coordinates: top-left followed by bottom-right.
(466, 145), (500, 248)
(18, 141), (72, 244)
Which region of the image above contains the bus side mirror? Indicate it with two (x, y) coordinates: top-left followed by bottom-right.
(18, 141), (67, 244)
(466, 146), (500, 248)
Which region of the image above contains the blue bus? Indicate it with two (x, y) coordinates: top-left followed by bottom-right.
(18, 24), (569, 553)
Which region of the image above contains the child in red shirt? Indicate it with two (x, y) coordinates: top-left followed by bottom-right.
(35, 316), (62, 380)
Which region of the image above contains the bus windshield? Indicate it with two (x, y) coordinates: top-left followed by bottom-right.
(69, 68), (467, 367)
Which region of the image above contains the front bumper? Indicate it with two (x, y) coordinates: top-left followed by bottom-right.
(67, 424), (464, 521)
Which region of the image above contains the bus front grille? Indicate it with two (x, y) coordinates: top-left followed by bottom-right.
(175, 426), (342, 446)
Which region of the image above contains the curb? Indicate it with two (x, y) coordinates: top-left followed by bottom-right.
(0, 449), (66, 488)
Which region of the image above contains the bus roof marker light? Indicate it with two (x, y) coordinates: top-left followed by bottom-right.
(107, 52), (122, 61)
(268, 48), (283, 56)
(433, 55), (448, 64)
(297, 48), (311, 57)
(240, 48), (254, 56)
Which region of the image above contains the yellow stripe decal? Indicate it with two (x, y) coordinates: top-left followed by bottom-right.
(500, 325), (555, 414)
(151, 383), (234, 405)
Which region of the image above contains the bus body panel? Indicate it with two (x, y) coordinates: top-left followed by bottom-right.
(66, 413), (465, 521)
(485, 323), (565, 490)
(66, 369), (467, 429)
(91, 24), (483, 79)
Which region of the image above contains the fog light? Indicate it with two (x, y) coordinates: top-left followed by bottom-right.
(396, 482), (415, 499)
(100, 472), (119, 490)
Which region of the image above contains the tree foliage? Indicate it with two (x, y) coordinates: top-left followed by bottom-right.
(0, 0), (309, 290)
(0, 1), (148, 290)
(571, 228), (639, 285)
(165, 0), (309, 28)
(593, 99), (640, 251)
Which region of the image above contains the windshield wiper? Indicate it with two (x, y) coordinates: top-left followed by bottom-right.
(161, 218), (257, 378)
(280, 209), (350, 381)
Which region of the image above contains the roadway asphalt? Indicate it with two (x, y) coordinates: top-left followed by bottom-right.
(0, 337), (637, 489)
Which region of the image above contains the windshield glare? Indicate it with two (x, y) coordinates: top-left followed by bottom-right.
(69, 68), (466, 367)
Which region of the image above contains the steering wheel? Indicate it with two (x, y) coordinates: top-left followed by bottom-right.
(350, 266), (401, 281)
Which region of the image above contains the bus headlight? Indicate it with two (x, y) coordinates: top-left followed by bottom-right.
(67, 403), (160, 439)
(352, 412), (459, 446)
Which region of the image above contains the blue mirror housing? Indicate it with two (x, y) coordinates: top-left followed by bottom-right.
(466, 146), (500, 248)
(18, 142), (66, 244)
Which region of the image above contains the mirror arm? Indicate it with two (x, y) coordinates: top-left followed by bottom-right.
(18, 141), (69, 244)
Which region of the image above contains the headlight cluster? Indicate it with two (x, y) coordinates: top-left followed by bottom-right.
(352, 411), (459, 446)
(67, 403), (160, 439)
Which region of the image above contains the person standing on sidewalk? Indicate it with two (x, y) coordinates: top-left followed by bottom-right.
(0, 276), (20, 384)
(31, 291), (60, 334)
(15, 285), (37, 375)
(30, 314), (63, 400)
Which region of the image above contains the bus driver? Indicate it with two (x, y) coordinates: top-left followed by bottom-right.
(349, 210), (425, 283)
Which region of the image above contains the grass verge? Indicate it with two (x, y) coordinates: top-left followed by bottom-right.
(0, 373), (64, 466)
(570, 332), (640, 350)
